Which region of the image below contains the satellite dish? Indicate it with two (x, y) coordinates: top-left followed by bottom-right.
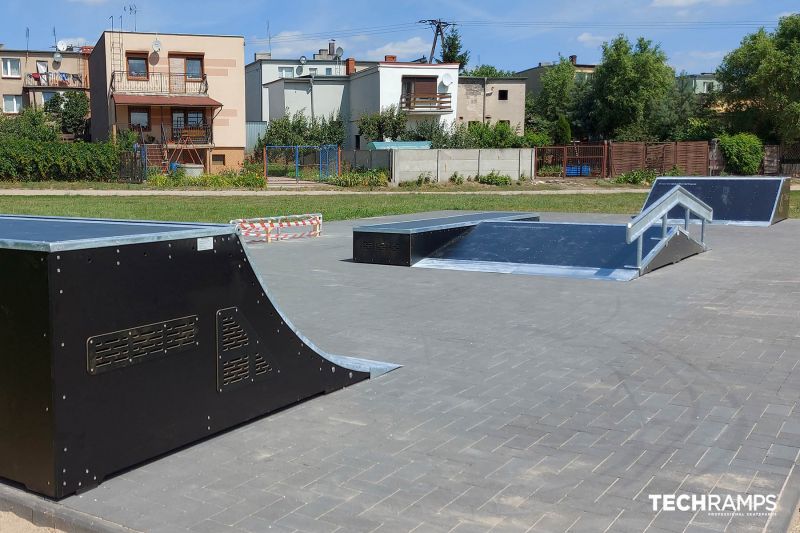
(56, 40), (68, 52)
(441, 72), (455, 87)
(53, 52), (63, 63)
(299, 55), (307, 65)
(152, 39), (162, 53)
(335, 46), (344, 58)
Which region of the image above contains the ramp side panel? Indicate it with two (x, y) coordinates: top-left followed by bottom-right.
(428, 222), (663, 270)
(773, 178), (791, 224)
(44, 233), (373, 499)
(0, 249), (55, 497)
(640, 229), (707, 275)
(643, 177), (788, 225)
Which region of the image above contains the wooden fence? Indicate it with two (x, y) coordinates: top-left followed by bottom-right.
(609, 141), (709, 177)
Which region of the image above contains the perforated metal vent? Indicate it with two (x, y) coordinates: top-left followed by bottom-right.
(216, 307), (274, 392)
(88, 315), (199, 374)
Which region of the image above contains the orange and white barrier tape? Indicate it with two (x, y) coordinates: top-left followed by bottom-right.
(231, 214), (322, 243)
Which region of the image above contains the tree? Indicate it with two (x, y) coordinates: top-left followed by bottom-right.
(357, 105), (407, 142)
(61, 92), (90, 137)
(587, 35), (676, 139)
(716, 14), (800, 143)
(462, 64), (516, 77)
(0, 108), (58, 142)
(553, 114), (572, 144)
(439, 27), (470, 71)
(43, 93), (64, 117)
(534, 58), (577, 123)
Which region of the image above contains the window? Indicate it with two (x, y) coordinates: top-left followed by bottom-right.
(1, 58), (21, 78)
(3, 95), (23, 113)
(498, 89), (508, 101)
(185, 58), (203, 80)
(325, 67), (333, 75)
(42, 91), (62, 106)
(309, 68), (318, 76)
(127, 54), (148, 79)
(212, 154), (226, 165)
(186, 110), (204, 126)
(129, 107), (150, 128)
(279, 67), (294, 78)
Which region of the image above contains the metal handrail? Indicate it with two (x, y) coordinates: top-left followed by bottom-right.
(626, 185), (713, 268)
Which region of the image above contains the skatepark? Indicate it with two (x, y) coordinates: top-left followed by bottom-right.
(1, 178), (799, 532)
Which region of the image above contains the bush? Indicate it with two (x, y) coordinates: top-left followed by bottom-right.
(718, 133), (763, 175)
(449, 172), (464, 185)
(613, 168), (657, 185)
(0, 138), (118, 181)
(146, 168), (266, 189)
(328, 169), (388, 188)
(536, 164), (563, 177)
(475, 171), (511, 186)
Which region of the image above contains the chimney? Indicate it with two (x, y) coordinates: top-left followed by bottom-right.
(345, 57), (356, 76)
(254, 52), (272, 61)
(384, 55), (397, 63)
(569, 55), (577, 65)
(328, 40), (336, 56)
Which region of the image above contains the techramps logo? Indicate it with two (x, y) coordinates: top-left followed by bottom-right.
(649, 493), (777, 518)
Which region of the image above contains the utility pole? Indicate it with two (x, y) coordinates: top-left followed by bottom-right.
(418, 19), (453, 64)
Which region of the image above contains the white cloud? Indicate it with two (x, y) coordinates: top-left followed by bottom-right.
(651, 0), (744, 6)
(577, 32), (608, 48)
(60, 37), (90, 48)
(688, 50), (724, 59)
(364, 36), (428, 61)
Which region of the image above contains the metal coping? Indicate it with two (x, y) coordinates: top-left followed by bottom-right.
(413, 258), (640, 282)
(642, 176), (790, 226)
(0, 214), (234, 252)
(352, 212), (539, 234)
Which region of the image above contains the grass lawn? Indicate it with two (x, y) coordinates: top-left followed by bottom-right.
(0, 191), (796, 223)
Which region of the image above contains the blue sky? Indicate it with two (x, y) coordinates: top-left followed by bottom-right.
(1, 0), (796, 73)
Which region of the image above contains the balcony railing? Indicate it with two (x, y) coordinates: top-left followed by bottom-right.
(400, 92), (452, 112)
(24, 72), (87, 88)
(111, 71), (208, 95)
(116, 123), (213, 146)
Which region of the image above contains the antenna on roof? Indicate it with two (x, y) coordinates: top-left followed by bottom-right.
(124, 4), (138, 32)
(267, 20), (272, 54)
(25, 27), (30, 56)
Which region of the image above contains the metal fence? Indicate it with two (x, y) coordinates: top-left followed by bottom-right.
(536, 144), (607, 178)
(263, 144), (340, 183)
(246, 121), (268, 154)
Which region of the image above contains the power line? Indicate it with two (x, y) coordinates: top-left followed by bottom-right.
(419, 19), (454, 63)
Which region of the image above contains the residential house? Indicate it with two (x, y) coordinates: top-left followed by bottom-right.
(245, 41), (378, 122)
(89, 31), (245, 172)
(681, 73), (720, 94)
(1, 46), (91, 115)
(456, 76), (526, 132)
(266, 56), (460, 149)
(516, 55), (596, 96)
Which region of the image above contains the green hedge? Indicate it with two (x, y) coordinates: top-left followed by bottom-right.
(328, 169), (388, 187)
(0, 138), (119, 181)
(718, 133), (763, 175)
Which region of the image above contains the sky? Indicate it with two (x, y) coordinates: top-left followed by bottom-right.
(0, 0), (796, 74)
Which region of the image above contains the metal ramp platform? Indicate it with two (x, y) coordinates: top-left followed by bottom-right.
(353, 186), (713, 281)
(643, 176), (790, 226)
(0, 215), (397, 499)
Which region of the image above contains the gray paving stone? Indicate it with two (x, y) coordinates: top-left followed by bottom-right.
(4, 213), (800, 533)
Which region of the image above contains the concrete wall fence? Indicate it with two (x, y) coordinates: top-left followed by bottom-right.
(351, 148), (538, 184)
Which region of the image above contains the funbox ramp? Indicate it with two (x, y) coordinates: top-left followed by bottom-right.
(643, 176), (790, 226)
(0, 215), (396, 499)
(353, 188), (712, 281)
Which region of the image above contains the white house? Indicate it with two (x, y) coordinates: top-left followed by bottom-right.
(244, 41), (377, 122)
(266, 57), (460, 149)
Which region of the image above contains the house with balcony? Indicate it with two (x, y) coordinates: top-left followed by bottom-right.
(89, 31), (245, 172)
(1, 45), (90, 115)
(266, 56), (460, 149)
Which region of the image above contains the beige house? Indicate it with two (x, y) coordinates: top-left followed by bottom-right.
(89, 31), (245, 172)
(517, 55), (596, 96)
(1, 46), (90, 115)
(456, 77), (526, 133)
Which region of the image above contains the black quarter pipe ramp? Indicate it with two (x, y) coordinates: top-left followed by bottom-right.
(0, 215), (396, 499)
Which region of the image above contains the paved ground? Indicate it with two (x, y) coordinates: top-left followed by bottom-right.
(2, 211), (800, 533)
